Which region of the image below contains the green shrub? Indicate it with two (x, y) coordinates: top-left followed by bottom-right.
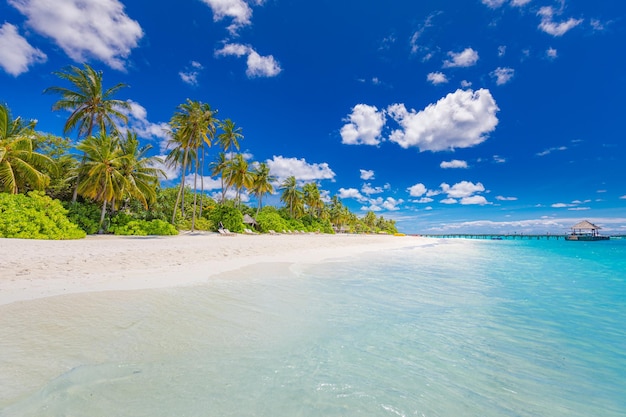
(209, 205), (244, 232)
(109, 219), (178, 236)
(256, 210), (289, 233)
(0, 191), (86, 239)
(65, 201), (101, 234)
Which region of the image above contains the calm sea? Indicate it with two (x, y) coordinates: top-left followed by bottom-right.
(1, 238), (625, 416)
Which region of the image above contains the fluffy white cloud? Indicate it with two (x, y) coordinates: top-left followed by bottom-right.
(360, 169), (375, 180)
(441, 181), (485, 198)
(407, 183), (427, 197)
(266, 156), (335, 183)
(537, 7), (583, 37)
(536, 146), (567, 156)
(215, 43), (282, 78)
(620, 195), (626, 200)
(123, 100), (171, 151)
(340, 104), (386, 146)
(496, 196), (518, 201)
(184, 175), (226, 191)
(361, 183), (384, 196)
(0, 23), (46, 76)
(440, 198), (458, 205)
(8, 0), (142, 70)
(151, 155), (180, 181)
(546, 47), (558, 59)
(387, 89), (499, 151)
(427, 72), (448, 85)
(440, 159), (468, 169)
(338, 188), (365, 201)
(481, 0), (506, 8)
(362, 197), (403, 212)
(460, 195), (489, 205)
(491, 67), (515, 85)
(511, 0), (532, 6)
(443, 48), (479, 68)
(199, 0), (265, 34)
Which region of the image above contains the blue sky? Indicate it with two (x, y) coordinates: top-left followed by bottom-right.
(1, 0), (625, 234)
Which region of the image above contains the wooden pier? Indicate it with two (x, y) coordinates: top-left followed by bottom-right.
(418, 234), (566, 240)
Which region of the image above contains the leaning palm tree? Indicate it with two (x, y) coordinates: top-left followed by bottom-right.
(216, 119), (243, 202)
(0, 103), (54, 193)
(279, 176), (303, 218)
(303, 182), (323, 218)
(210, 152), (229, 200)
(44, 64), (130, 202)
(76, 133), (129, 230)
(250, 162), (275, 216)
(166, 99), (216, 231)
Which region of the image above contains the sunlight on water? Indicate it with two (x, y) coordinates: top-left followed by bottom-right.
(1, 240), (625, 416)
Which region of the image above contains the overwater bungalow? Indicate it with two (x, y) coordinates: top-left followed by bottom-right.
(565, 220), (610, 241)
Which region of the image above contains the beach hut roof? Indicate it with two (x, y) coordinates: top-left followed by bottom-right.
(571, 220), (600, 230)
(243, 214), (258, 225)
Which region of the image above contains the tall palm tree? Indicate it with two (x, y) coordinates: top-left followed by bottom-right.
(210, 152), (228, 200)
(279, 176), (303, 218)
(166, 99), (216, 231)
(119, 131), (165, 210)
(76, 133), (128, 229)
(224, 153), (253, 207)
(44, 64), (130, 202)
(303, 182), (323, 218)
(0, 103), (53, 193)
(250, 162), (275, 216)
(217, 119), (243, 203)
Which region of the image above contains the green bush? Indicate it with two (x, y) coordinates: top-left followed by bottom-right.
(256, 210), (289, 233)
(65, 201), (101, 234)
(209, 205), (244, 232)
(0, 191), (86, 239)
(109, 219), (178, 236)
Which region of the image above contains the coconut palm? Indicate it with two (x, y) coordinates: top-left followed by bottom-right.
(302, 182), (323, 218)
(210, 152), (229, 200)
(279, 176), (303, 218)
(0, 103), (54, 193)
(166, 99), (216, 231)
(118, 131), (165, 210)
(224, 153), (253, 207)
(76, 133), (128, 229)
(216, 119), (243, 202)
(44, 64), (130, 202)
(250, 162), (275, 216)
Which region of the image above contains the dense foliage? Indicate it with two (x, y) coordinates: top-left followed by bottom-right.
(0, 64), (399, 239)
(0, 192), (86, 239)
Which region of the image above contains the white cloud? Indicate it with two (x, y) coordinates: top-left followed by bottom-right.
(0, 22), (46, 76)
(496, 196), (518, 201)
(440, 198), (458, 205)
(360, 169), (375, 180)
(498, 45), (506, 57)
(427, 72), (448, 85)
(536, 146), (567, 156)
(460, 80), (472, 88)
(537, 6), (583, 37)
(123, 100), (171, 151)
(413, 197), (433, 204)
(338, 188), (365, 201)
(620, 195), (626, 200)
(407, 183), (427, 197)
(440, 159), (468, 169)
(387, 89), (499, 151)
(460, 195), (489, 205)
(362, 183), (384, 196)
(443, 48), (479, 68)
(340, 104), (386, 146)
(491, 67), (515, 85)
(8, 0), (142, 70)
(266, 156), (335, 183)
(215, 43), (281, 78)
(546, 47), (558, 59)
(441, 181), (485, 198)
(551, 203), (573, 208)
(152, 155), (180, 181)
(493, 155), (506, 163)
(362, 197), (403, 212)
(511, 0), (532, 6)
(179, 61), (203, 86)
(481, 0), (506, 8)
(199, 0), (253, 34)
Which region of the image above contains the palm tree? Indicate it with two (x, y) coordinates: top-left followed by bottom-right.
(44, 64), (130, 202)
(0, 103), (54, 193)
(225, 153), (253, 207)
(76, 133), (128, 229)
(279, 176), (303, 218)
(118, 131), (165, 210)
(210, 152), (229, 200)
(303, 182), (323, 218)
(166, 99), (216, 231)
(217, 119), (243, 202)
(250, 162), (275, 216)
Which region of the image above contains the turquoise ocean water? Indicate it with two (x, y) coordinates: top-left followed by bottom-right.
(1, 238), (625, 416)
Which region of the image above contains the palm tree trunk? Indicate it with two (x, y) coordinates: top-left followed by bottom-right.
(199, 149), (205, 217)
(172, 149), (188, 224)
(191, 154), (199, 232)
(99, 199), (107, 233)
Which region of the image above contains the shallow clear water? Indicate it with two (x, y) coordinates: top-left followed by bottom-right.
(1, 239), (625, 416)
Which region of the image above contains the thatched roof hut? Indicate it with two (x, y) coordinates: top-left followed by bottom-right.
(570, 220), (601, 236)
(242, 214), (258, 229)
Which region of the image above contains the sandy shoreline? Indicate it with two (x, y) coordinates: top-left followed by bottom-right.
(0, 233), (428, 306)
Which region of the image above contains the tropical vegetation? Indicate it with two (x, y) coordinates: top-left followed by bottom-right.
(0, 64), (398, 239)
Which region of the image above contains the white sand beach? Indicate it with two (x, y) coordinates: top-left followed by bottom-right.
(0, 233), (425, 306)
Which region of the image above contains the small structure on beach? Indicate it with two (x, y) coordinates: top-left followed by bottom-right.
(243, 214), (259, 230)
(565, 220), (609, 241)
